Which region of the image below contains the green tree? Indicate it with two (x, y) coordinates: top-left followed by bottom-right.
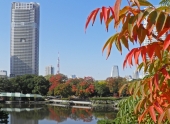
(94, 81), (109, 97)
(44, 74), (53, 80)
(32, 76), (50, 95)
(9, 74), (50, 95)
(0, 78), (12, 92)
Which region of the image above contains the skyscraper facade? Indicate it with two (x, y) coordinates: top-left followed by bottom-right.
(10, 2), (40, 76)
(133, 70), (139, 79)
(111, 65), (119, 78)
(45, 66), (54, 75)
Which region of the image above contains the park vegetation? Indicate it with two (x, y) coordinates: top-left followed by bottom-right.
(0, 74), (129, 98)
(48, 74), (129, 98)
(85, 0), (170, 123)
(0, 74), (50, 95)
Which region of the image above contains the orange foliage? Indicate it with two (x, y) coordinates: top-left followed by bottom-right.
(85, 0), (170, 123)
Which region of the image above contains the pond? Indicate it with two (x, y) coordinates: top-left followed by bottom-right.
(0, 104), (117, 124)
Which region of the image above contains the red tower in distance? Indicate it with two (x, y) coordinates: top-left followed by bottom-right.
(57, 52), (60, 74)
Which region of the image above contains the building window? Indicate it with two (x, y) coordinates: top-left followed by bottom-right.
(20, 38), (26, 42)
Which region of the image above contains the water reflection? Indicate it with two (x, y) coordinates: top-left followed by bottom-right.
(0, 104), (117, 124)
(0, 110), (8, 124)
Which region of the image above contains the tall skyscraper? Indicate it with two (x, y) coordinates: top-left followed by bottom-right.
(45, 66), (54, 75)
(111, 65), (119, 78)
(10, 2), (40, 77)
(133, 70), (139, 79)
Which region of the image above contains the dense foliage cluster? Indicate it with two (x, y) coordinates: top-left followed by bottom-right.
(85, 0), (170, 123)
(0, 74), (50, 95)
(48, 74), (129, 98)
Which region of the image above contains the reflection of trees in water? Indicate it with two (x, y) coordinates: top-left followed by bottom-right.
(0, 104), (117, 123)
(47, 106), (93, 122)
(70, 108), (93, 122)
(47, 106), (71, 122)
(0, 110), (8, 124)
(47, 106), (117, 123)
(10, 105), (49, 120)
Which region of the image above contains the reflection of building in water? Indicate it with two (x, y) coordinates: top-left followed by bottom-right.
(10, 114), (38, 124)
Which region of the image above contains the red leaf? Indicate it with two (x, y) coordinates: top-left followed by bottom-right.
(157, 28), (170, 39)
(141, 47), (147, 64)
(107, 42), (113, 59)
(149, 79), (153, 93)
(133, 25), (138, 42)
(114, 0), (122, 26)
(155, 46), (162, 60)
(92, 8), (100, 26)
(85, 9), (97, 32)
(102, 7), (108, 23)
(147, 44), (155, 62)
(100, 11), (103, 24)
(157, 16), (170, 39)
(127, 48), (136, 67)
(161, 68), (170, 80)
(138, 108), (149, 123)
(123, 57), (127, 69)
(149, 105), (156, 123)
(109, 6), (115, 19)
(134, 48), (141, 65)
(154, 102), (163, 114)
(163, 34), (170, 50)
(154, 74), (159, 90)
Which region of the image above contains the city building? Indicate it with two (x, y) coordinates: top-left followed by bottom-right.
(111, 65), (119, 78)
(10, 2), (40, 77)
(125, 75), (133, 81)
(133, 70), (139, 79)
(0, 70), (7, 78)
(45, 66), (54, 75)
(69, 75), (77, 79)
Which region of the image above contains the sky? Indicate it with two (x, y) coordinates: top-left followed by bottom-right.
(0, 0), (160, 80)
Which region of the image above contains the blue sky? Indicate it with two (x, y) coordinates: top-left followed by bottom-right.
(0, 0), (160, 80)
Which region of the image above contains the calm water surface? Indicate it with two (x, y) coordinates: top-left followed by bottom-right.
(0, 104), (117, 124)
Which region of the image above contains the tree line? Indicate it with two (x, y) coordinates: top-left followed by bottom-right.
(0, 73), (131, 97)
(48, 74), (130, 98)
(0, 74), (50, 95)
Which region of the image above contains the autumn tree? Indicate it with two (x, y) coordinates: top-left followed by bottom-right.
(48, 74), (68, 95)
(85, 0), (170, 123)
(54, 82), (72, 98)
(72, 77), (95, 98)
(106, 77), (127, 96)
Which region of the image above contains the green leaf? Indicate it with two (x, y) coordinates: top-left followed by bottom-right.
(156, 12), (168, 33)
(102, 33), (119, 52)
(115, 38), (122, 53)
(121, 35), (129, 50)
(128, 16), (135, 38)
(138, 24), (147, 45)
(119, 6), (130, 16)
(156, 6), (170, 11)
(138, 62), (144, 72)
(149, 63), (154, 73)
(132, 0), (153, 7)
(147, 10), (161, 34)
